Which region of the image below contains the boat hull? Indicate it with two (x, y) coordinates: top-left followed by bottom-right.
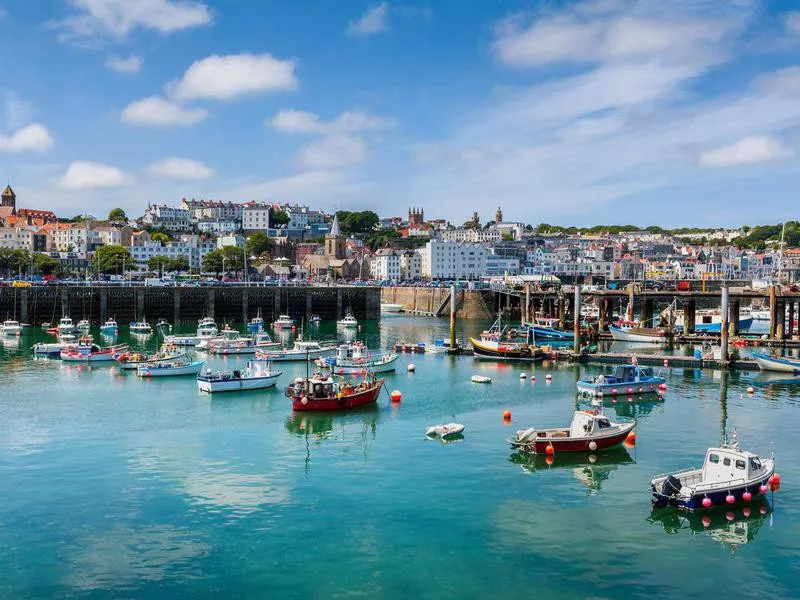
(291, 380), (384, 411)
(197, 372), (281, 393)
(527, 324), (574, 341)
(577, 376), (665, 396)
(652, 471), (775, 512)
(138, 361), (204, 377)
(60, 351), (118, 362)
(512, 421), (635, 453)
(328, 354), (398, 374)
(470, 337), (543, 362)
(609, 326), (668, 343)
(753, 352), (800, 373)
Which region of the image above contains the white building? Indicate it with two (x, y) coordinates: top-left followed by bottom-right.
(371, 249), (402, 281)
(419, 240), (487, 279)
(242, 203), (271, 231)
(47, 223), (89, 253)
(197, 219), (239, 235)
(181, 199), (244, 222)
(141, 204), (192, 231)
(217, 234), (246, 249)
(441, 228), (501, 243)
(400, 250), (422, 280)
(129, 236), (214, 270)
(0, 226), (33, 250)
(486, 255), (520, 276)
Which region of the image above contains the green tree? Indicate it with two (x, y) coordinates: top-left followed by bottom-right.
(151, 232), (171, 245)
(502, 232), (514, 241)
(203, 247), (244, 276)
(246, 232), (275, 257)
(271, 210), (290, 228)
(33, 253), (60, 275)
(461, 220), (479, 230)
(0, 248), (32, 276)
(168, 254), (190, 273)
(146, 255), (172, 275)
(108, 207), (127, 222)
(93, 245), (132, 274)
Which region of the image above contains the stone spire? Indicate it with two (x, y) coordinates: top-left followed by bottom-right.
(330, 213), (341, 236)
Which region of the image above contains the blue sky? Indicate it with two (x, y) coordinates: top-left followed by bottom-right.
(1, 0), (800, 227)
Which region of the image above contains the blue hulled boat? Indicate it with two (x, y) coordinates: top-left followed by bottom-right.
(577, 364), (665, 396)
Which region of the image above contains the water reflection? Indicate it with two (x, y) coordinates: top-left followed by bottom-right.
(648, 501), (772, 557)
(509, 446), (634, 494)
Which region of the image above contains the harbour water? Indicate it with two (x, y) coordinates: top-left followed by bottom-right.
(1, 317), (798, 598)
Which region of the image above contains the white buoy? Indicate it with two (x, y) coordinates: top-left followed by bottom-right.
(545, 374), (552, 382)
(520, 372), (527, 379)
(407, 363), (416, 372)
(747, 386), (755, 394)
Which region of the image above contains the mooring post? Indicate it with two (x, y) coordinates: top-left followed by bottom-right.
(558, 295), (566, 329)
(524, 284), (530, 325)
(769, 286), (777, 339)
(627, 285), (635, 322)
(720, 286), (729, 364)
(19, 289), (28, 324)
(731, 299), (740, 337)
(450, 285), (457, 350)
(686, 300), (696, 334)
(788, 302), (796, 339)
(777, 301), (786, 340)
(573, 284), (582, 355)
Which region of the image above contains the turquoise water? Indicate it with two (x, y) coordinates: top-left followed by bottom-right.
(1, 317), (798, 599)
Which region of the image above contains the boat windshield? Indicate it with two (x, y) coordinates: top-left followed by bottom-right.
(750, 457), (762, 470)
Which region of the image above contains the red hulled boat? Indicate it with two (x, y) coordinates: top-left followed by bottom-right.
(286, 373), (384, 411)
(508, 408), (636, 454)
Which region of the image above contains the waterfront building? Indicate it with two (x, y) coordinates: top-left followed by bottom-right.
(419, 240), (487, 279)
(371, 249), (402, 281)
(400, 250), (422, 280)
(0, 225), (34, 250)
(242, 202), (271, 232)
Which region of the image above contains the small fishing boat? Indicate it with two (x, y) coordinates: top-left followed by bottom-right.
(470, 315), (544, 362)
(273, 314), (295, 329)
(1, 319), (22, 336)
(77, 319), (91, 333)
(650, 431), (776, 512)
(100, 318), (119, 335)
(31, 342), (65, 356)
(310, 314), (322, 324)
(129, 320), (153, 334)
(254, 332), (281, 349)
(609, 325), (670, 343)
(508, 407), (636, 454)
(336, 312), (358, 328)
(524, 317), (574, 341)
(197, 317), (218, 334)
(196, 326), (246, 350)
(115, 342), (187, 370)
(247, 312), (265, 333)
(57, 316), (76, 335)
(426, 423), (465, 439)
(61, 337), (128, 362)
(471, 375), (492, 383)
(752, 351), (800, 374)
(577, 364), (666, 396)
(137, 359), (205, 377)
(286, 373), (384, 411)
(255, 340), (337, 362)
(196, 360), (282, 393)
(425, 339), (460, 354)
(207, 337), (260, 355)
(380, 303), (403, 313)
(674, 310), (754, 334)
(316, 342), (398, 374)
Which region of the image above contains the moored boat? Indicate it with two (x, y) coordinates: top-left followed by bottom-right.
(316, 342), (398, 374)
(256, 340), (337, 362)
(509, 407), (636, 454)
(57, 316), (76, 335)
(286, 373), (384, 411)
(129, 320), (152, 334)
(137, 359), (205, 377)
(426, 423), (465, 439)
(336, 312), (358, 328)
(247, 312), (265, 333)
(470, 315), (545, 362)
(752, 351), (800, 374)
(471, 375), (492, 383)
(577, 364), (666, 396)
(77, 319), (91, 333)
(32, 342), (65, 356)
(61, 337), (128, 362)
(196, 360), (282, 393)
(609, 325), (670, 343)
(310, 314), (322, 324)
(273, 314), (295, 329)
(100, 318), (119, 335)
(115, 342), (187, 370)
(1, 319), (22, 336)
(425, 339), (460, 354)
(650, 432), (776, 512)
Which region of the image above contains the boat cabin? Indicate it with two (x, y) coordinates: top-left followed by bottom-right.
(569, 410), (614, 438)
(594, 365), (655, 385)
(337, 342), (368, 361)
(701, 447), (768, 485)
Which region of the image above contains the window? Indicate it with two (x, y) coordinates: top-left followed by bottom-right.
(708, 453), (719, 463)
(750, 457), (762, 471)
(597, 419), (611, 429)
(735, 460), (746, 470)
(723, 457), (731, 466)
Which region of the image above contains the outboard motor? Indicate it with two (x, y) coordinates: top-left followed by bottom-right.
(653, 476), (682, 508)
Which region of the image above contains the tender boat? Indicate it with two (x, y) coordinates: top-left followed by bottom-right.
(471, 375), (492, 383)
(137, 359), (205, 377)
(426, 423), (465, 439)
(509, 407), (636, 454)
(316, 342), (398, 374)
(577, 364), (666, 396)
(752, 351), (800, 374)
(273, 314), (295, 329)
(57, 316), (76, 335)
(380, 303), (403, 313)
(1, 319), (22, 336)
(336, 312), (359, 328)
(61, 337), (128, 362)
(609, 325), (671, 343)
(115, 342), (187, 370)
(256, 340), (337, 362)
(196, 360), (282, 393)
(650, 432), (776, 512)
(100, 318), (119, 335)
(31, 342), (65, 356)
(286, 373), (384, 411)
(129, 320), (153, 334)
(77, 319), (91, 333)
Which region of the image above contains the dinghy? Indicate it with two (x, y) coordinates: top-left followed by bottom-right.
(471, 375), (492, 384)
(425, 423), (465, 439)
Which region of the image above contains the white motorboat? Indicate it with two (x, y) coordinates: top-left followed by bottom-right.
(380, 303), (403, 313)
(196, 327), (246, 350)
(317, 342), (399, 374)
(138, 359), (205, 377)
(167, 327), (220, 346)
(255, 340), (337, 362)
(77, 319), (91, 333)
(100, 319), (119, 335)
(32, 342), (65, 356)
(337, 312), (359, 328)
(197, 360), (282, 393)
(471, 375), (492, 383)
(61, 337), (128, 362)
(1, 319), (22, 336)
(426, 423), (465, 439)
(752, 352), (800, 374)
(197, 317), (218, 335)
(425, 339), (460, 354)
(749, 307), (771, 321)
(57, 316), (76, 335)
(609, 325), (670, 343)
(115, 342), (187, 370)
(129, 320), (152, 334)
(254, 332), (281, 349)
(273, 314), (295, 329)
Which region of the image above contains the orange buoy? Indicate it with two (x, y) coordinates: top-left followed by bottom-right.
(769, 473), (781, 490)
(502, 410), (512, 420)
(626, 431), (636, 444)
(390, 390), (402, 402)
(545, 443), (554, 455)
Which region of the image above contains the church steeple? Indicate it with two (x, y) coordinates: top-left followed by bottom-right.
(1, 185), (15, 209)
(325, 213), (345, 259)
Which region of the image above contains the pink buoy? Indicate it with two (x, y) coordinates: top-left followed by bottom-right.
(663, 359), (669, 367)
(759, 484), (768, 494)
(742, 491), (752, 502)
(743, 507), (752, 517)
(531, 376), (536, 382)
(760, 505), (768, 515)
(611, 388), (618, 395)
(702, 496), (712, 508)
(725, 493), (735, 505)
(627, 387), (634, 394)
(726, 511), (735, 521)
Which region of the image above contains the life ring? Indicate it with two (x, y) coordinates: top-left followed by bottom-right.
(300, 396), (308, 405)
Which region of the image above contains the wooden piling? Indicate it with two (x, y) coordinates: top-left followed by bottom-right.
(769, 286), (777, 339)
(731, 299), (740, 337)
(573, 284), (582, 354)
(450, 285), (457, 350)
(720, 286), (729, 364)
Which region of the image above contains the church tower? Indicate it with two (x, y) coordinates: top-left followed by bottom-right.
(325, 213), (346, 260)
(495, 205), (503, 224)
(1, 185), (16, 210)
(408, 207), (424, 226)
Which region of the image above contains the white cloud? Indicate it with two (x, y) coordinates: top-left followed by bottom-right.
(698, 136), (793, 168)
(121, 96), (208, 126)
(169, 53), (298, 102)
(347, 2), (389, 36)
(787, 11), (800, 35)
(148, 157), (215, 180)
(757, 66), (800, 96)
(269, 109), (395, 134)
(4, 93), (36, 129)
(106, 54), (143, 74)
(0, 123), (54, 152)
(295, 134), (366, 168)
(59, 161), (129, 189)
(51, 0), (212, 42)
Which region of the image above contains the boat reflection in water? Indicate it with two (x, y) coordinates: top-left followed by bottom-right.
(509, 446), (634, 494)
(648, 500), (773, 556)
